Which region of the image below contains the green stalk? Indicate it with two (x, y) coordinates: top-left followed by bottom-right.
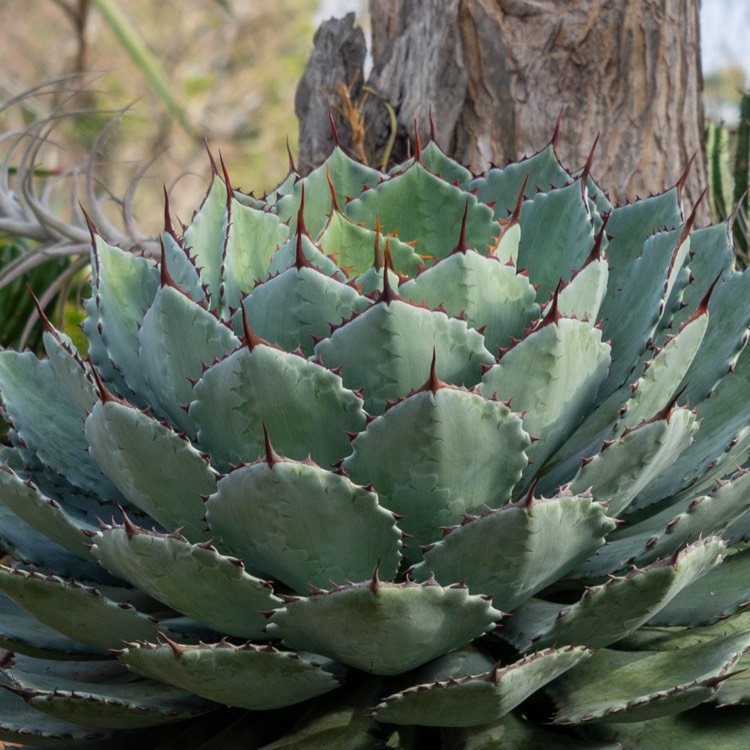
(89, 0), (195, 139)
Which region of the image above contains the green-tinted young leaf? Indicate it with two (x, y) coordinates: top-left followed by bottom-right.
(42, 329), (97, 414)
(411, 493), (614, 611)
(205, 458), (401, 593)
(268, 580), (501, 675)
(85, 400), (216, 542)
(267, 231), (346, 280)
(471, 144), (572, 220)
(161, 230), (205, 303)
(557, 256), (609, 324)
(315, 298), (495, 415)
(190, 344), (365, 470)
(550, 632), (750, 724)
(346, 162), (498, 261)
(277, 147), (382, 237)
(119, 641), (344, 711)
(344, 387), (529, 563)
(399, 251), (540, 353)
(91, 525), (282, 639)
(317, 210), (421, 277)
(372, 646), (590, 727)
(220, 197), (289, 315)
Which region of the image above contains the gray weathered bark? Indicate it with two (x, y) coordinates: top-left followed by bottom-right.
(297, 1), (707, 215)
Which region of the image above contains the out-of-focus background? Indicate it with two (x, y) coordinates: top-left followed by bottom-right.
(0, 0), (744, 229)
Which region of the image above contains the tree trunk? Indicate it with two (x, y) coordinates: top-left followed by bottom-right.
(297, 0), (707, 216)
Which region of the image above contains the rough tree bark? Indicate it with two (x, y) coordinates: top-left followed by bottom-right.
(296, 0), (707, 215)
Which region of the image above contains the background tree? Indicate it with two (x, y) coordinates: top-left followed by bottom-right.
(297, 0), (707, 216)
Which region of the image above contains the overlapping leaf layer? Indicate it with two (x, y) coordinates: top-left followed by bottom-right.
(2, 133), (750, 748)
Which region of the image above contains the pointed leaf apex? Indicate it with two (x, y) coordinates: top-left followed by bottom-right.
(428, 106), (437, 143)
(412, 117), (422, 163)
(369, 560), (382, 595)
(451, 200), (471, 254)
(685, 273), (721, 325)
(419, 349), (446, 395)
(204, 139), (219, 177)
(538, 280), (563, 329)
(675, 153), (697, 201)
(325, 163), (340, 213)
(262, 421), (281, 468)
(25, 283), (55, 335)
(241, 304), (269, 351)
(159, 238), (181, 290)
(286, 137), (296, 174)
(328, 104), (340, 147)
(585, 211), (610, 265)
(678, 188), (706, 249)
(162, 184), (176, 237)
(376, 241), (402, 305)
(373, 218), (384, 270)
(551, 106), (565, 150)
(510, 173), (530, 226)
(87, 355), (127, 406)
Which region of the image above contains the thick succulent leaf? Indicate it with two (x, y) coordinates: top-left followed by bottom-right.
(0, 566), (174, 653)
(138, 284), (240, 435)
(267, 580), (501, 675)
(471, 144), (572, 220)
(345, 162), (498, 260)
(618, 310), (708, 431)
(0, 592), (103, 658)
(372, 646), (590, 727)
(598, 223), (689, 400)
(343, 387), (529, 563)
(0, 496), (114, 584)
(161, 230), (205, 303)
(541, 310), (709, 494)
(411, 493), (615, 611)
(91, 526), (282, 639)
(5, 668), (214, 729)
(0, 686), (119, 747)
(42, 329), (97, 414)
(118, 641), (344, 711)
(0, 352), (118, 499)
(578, 706), (750, 750)
(85, 400), (216, 542)
(557, 256), (609, 323)
(221, 197), (289, 314)
(572, 469), (750, 578)
(182, 172), (228, 306)
(481, 318), (611, 481)
(277, 146), (382, 237)
(517, 179), (594, 300)
(568, 407), (698, 517)
(549, 632), (750, 724)
(648, 548), (750, 627)
(442, 711), (612, 749)
(399, 251), (540, 353)
(240, 267), (370, 356)
(190, 344), (365, 470)
(317, 210), (421, 277)
(502, 538), (725, 651)
(397, 141), (473, 187)
(680, 270), (750, 406)
(258, 680), (387, 750)
(315, 299), (495, 414)
(0, 466), (96, 559)
(267, 232), (346, 280)
(90, 234), (160, 401)
(205, 458), (401, 593)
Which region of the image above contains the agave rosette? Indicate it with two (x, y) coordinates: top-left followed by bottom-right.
(2, 129), (750, 748)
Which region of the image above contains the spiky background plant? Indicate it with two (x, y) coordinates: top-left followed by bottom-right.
(2, 121), (750, 749)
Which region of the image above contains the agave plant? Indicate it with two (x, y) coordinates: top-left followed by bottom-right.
(2, 122), (750, 749)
